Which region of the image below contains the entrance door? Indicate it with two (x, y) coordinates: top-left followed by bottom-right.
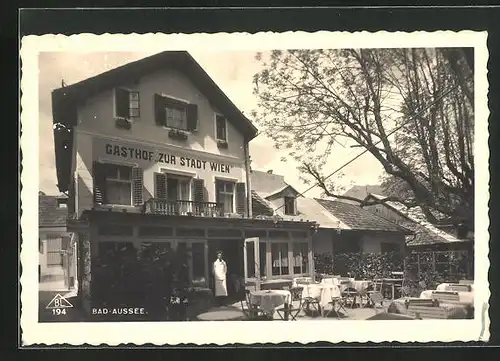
(243, 237), (261, 290)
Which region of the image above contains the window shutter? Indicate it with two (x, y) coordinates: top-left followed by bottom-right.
(186, 103), (198, 131)
(154, 94), (166, 126)
(93, 161), (107, 205)
(132, 167), (144, 206)
(115, 88), (130, 118)
(154, 172), (167, 199)
(236, 182), (247, 215)
(192, 178), (205, 203)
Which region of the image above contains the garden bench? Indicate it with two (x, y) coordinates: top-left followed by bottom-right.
(407, 305), (449, 319)
(431, 291), (460, 303)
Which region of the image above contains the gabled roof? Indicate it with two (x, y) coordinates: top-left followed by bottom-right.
(250, 169), (288, 193)
(39, 195), (68, 228)
(341, 185), (384, 204)
(364, 193), (464, 246)
(315, 198), (412, 234)
(52, 51), (258, 193)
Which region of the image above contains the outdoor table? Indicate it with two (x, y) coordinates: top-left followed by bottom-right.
(301, 283), (341, 316)
(374, 278), (403, 300)
(420, 290), (474, 307)
(249, 289), (291, 316)
(292, 277), (314, 287)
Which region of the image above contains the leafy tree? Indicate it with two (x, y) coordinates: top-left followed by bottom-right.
(253, 48), (474, 229)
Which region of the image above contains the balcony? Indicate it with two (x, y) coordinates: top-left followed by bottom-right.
(143, 198), (224, 217)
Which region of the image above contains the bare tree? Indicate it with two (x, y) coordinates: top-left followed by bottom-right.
(252, 48), (474, 228)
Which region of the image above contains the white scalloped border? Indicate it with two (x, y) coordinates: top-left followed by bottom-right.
(20, 30), (490, 345)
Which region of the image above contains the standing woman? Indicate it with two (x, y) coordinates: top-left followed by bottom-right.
(212, 251), (228, 305)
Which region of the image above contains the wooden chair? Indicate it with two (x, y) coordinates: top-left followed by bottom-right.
(326, 296), (347, 319)
(241, 289), (265, 320)
(408, 305), (449, 319)
(366, 291), (385, 314)
(431, 291), (460, 304)
(276, 302), (301, 321)
(342, 287), (359, 309)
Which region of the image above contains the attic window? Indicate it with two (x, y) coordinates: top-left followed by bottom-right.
(284, 196), (296, 216)
(216, 114), (227, 141)
(57, 198), (68, 208)
(115, 88), (140, 119)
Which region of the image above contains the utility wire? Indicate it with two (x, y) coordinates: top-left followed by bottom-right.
(272, 80), (465, 213)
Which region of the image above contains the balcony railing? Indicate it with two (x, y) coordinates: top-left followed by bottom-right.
(143, 198), (224, 217)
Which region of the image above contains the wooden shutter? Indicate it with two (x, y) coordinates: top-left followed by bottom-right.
(192, 178), (205, 203)
(131, 167), (144, 206)
(154, 172), (167, 199)
(154, 94), (167, 126)
(186, 103), (199, 131)
(236, 182), (247, 215)
(92, 161), (107, 205)
(115, 88), (130, 118)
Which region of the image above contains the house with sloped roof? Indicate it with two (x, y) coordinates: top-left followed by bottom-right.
(363, 193), (473, 252)
(39, 194), (77, 292)
(53, 52), (317, 312)
(250, 170), (413, 258)
(341, 184), (385, 204)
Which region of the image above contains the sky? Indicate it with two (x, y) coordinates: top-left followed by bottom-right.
(38, 50), (385, 197)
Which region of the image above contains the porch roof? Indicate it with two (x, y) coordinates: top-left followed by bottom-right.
(72, 209), (317, 231)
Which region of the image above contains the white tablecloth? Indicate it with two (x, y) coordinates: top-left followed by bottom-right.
(350, 280), (373, 294)
(420, 290), (474, 306)
(292, 277), (314, 288)
(301, 284), (341, 308)
(250, 290), (291, 314)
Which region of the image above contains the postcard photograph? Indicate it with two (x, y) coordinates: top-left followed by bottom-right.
(20, 31), (490, 345)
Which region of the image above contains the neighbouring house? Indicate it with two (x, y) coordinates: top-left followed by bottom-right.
(363, 193), (473, 252)
(250, 170), (413, 259)
(341, 184), (385, 204)
(52, 51), (316, 314)
(39, 194), (77, 292)
(362, 193), (474, 279)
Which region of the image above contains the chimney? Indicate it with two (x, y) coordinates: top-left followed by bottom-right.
(267, 170), (273, 174)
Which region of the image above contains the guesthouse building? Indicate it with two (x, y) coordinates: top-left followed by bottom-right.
(52, 51), (316, 314)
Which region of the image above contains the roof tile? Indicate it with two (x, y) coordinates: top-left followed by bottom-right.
(39, 195), (68, 227)
(315, 198), (411, 233)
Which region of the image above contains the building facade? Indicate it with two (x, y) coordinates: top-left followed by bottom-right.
(52, 52), (315, 313)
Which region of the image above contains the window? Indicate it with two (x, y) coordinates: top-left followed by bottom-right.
(154, 94), (198, 131)
(215, 114), (227, 141)
(293, 242), (309, 274)
(216, 180), (234, 213)
(105, 164), (132, 205)
(46, 237), (63, 266)
(166, 175), (191, 202)
(284, 196), (296, 215)
(271, 242), (289, 276)
(166, 106), (187, 130)
(381, 242), (400, 253)
(115, 88), (140, 119)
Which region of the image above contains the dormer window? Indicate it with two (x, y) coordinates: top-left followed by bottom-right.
(115, 88), (140, 119)
(284, 196), (296, 215)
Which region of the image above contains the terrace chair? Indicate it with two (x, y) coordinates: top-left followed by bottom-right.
(326, 296), (348, 319)
(366, 291), (385, 314)
(342, 287), (359, 309)
(240, 289), (264, 320)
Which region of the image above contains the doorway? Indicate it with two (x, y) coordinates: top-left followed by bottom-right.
(208, 239), (244, 301)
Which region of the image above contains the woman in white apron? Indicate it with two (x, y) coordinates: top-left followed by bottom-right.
(212, 251), (228, 305)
